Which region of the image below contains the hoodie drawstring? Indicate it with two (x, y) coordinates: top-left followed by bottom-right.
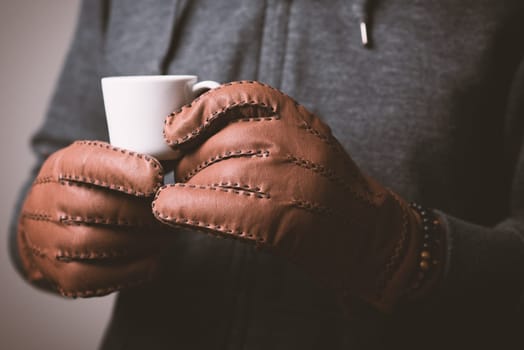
(352, 0), (375, 47)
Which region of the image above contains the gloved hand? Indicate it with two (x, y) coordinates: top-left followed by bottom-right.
(153, 81), (444, 311)
(17, 141), (169, 297)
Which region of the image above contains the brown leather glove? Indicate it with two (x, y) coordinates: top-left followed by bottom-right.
(153, 81), (444, 311)
(17, 141), (169, 297)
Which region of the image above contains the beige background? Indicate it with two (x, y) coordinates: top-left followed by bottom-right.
(0, 1), (115, 349)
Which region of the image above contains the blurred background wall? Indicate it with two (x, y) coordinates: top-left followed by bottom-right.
(0, 1), (115, 349)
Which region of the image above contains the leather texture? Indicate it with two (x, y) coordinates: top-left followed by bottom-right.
(17, 141), (169, 297)
(153, 81), (426, 311)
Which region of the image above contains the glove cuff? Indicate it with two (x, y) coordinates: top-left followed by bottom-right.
(344, 192), (445, 312)
(373, 198), (446, 311)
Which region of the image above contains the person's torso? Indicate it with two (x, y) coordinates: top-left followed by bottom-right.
(99, 1), (524, 348)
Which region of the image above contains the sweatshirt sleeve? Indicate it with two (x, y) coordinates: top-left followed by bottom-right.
(437, 55), (524, 314)
(8, 0), (109, 277)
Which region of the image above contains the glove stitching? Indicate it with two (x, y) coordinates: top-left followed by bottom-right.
(375, 191), (409, 300)
(32, 177), (157, 199)
(164, 81), (307, 150)
(56, 249), (130, 261)
(74, 140), (161, 168)
(165, 80), (298, 124)
(220, 81), (301, 106)
(182, 149), (270, 181)
(298, 121), (373, 195)
(23, 237), (131, 262)
(22, 223), (129, 261)
(229, 116), (279, 123)
(290, 199), (334, 214)
(57, 278), (150, 298)
(156, 183), (270, 199)
(59, 174), (157, 197)
(153, 211), (264, 243)
(22, 211), (54, 222)
(18, 228), (44, 280)
(165, 101), (277, 146)
(20, 230), (48, 259)
(290, 199), (369, 231)
(59, 214), (156, 227)
(298, 121), (336, 146)
(33, 176), (54, 185)
(210, 182), (266, 197)
(285, 154), (378, 207)
(72, 140), (164, 190)
(35, 142), (163, 194)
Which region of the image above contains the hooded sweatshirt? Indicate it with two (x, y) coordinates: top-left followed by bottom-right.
(9, 0), (524, 349)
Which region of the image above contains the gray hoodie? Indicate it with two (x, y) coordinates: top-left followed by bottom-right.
(10, 0), (524, 348)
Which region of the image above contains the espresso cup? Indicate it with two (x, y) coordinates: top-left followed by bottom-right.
(101, 75), (219, 160)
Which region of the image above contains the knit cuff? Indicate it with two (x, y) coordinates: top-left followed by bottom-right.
(436, 211), (524, 313)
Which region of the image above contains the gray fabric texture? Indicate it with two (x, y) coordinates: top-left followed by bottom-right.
(9, 0), (524, 349)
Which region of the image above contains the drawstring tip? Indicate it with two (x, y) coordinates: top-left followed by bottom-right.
(360, 21), (369, 46)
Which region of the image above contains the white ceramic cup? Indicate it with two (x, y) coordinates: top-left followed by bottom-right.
(101, 75), (220, 160)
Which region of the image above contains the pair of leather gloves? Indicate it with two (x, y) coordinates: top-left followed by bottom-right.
(17, 81), (442, 311)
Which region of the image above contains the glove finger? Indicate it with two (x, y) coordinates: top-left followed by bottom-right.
(174, 120), (276, 182)
(151, 177), (361, 289)
(164, 81), (333, 158)
(20, 217), (168, 262)
(153, 182), (278, 245)
(24, 235), (162, 298)
(169, 104), (370, 198)
(37, 141), (164, 197)
(22, 181), (158, 227)
(183, 152), (380, 213)
(153, 174), (371, 247)
(58, 255), (161, 298)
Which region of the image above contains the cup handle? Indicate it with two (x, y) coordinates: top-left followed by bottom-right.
(192, 80), (220, 97)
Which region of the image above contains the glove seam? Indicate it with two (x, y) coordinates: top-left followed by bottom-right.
(31, 177), (158, 200)
(375, 191), (410, 301)
(71, 140), (164, 194)
(230, 116), (279, 123)
(289, 199), (349, 223)
(33, 172), (161, 198)
(23, 237), (134, 262)
(165, 100), (277, 146)
(285, 154), (378, 207)
(57, 278), (151, 298)
(298, 120), (336, 146)
(165, 81), (289, 123)
(58, 214), (157, 228)
(156, 183), (270, 199)
(153, 212), (265, 243)
(18, 228), (45, 281)
(22, 209), (156, 228)
(20, 235), (49, 260)
(210, 182), (267, 196)
(182, 149), (270, 181)
(57, 249), (130, 261)
(21, 211), (53, 222)
(74, 140), (162, 169)
(59, 174), (158, 197)
(152, 183), (270, 242)
(32, 176), (55, 185)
